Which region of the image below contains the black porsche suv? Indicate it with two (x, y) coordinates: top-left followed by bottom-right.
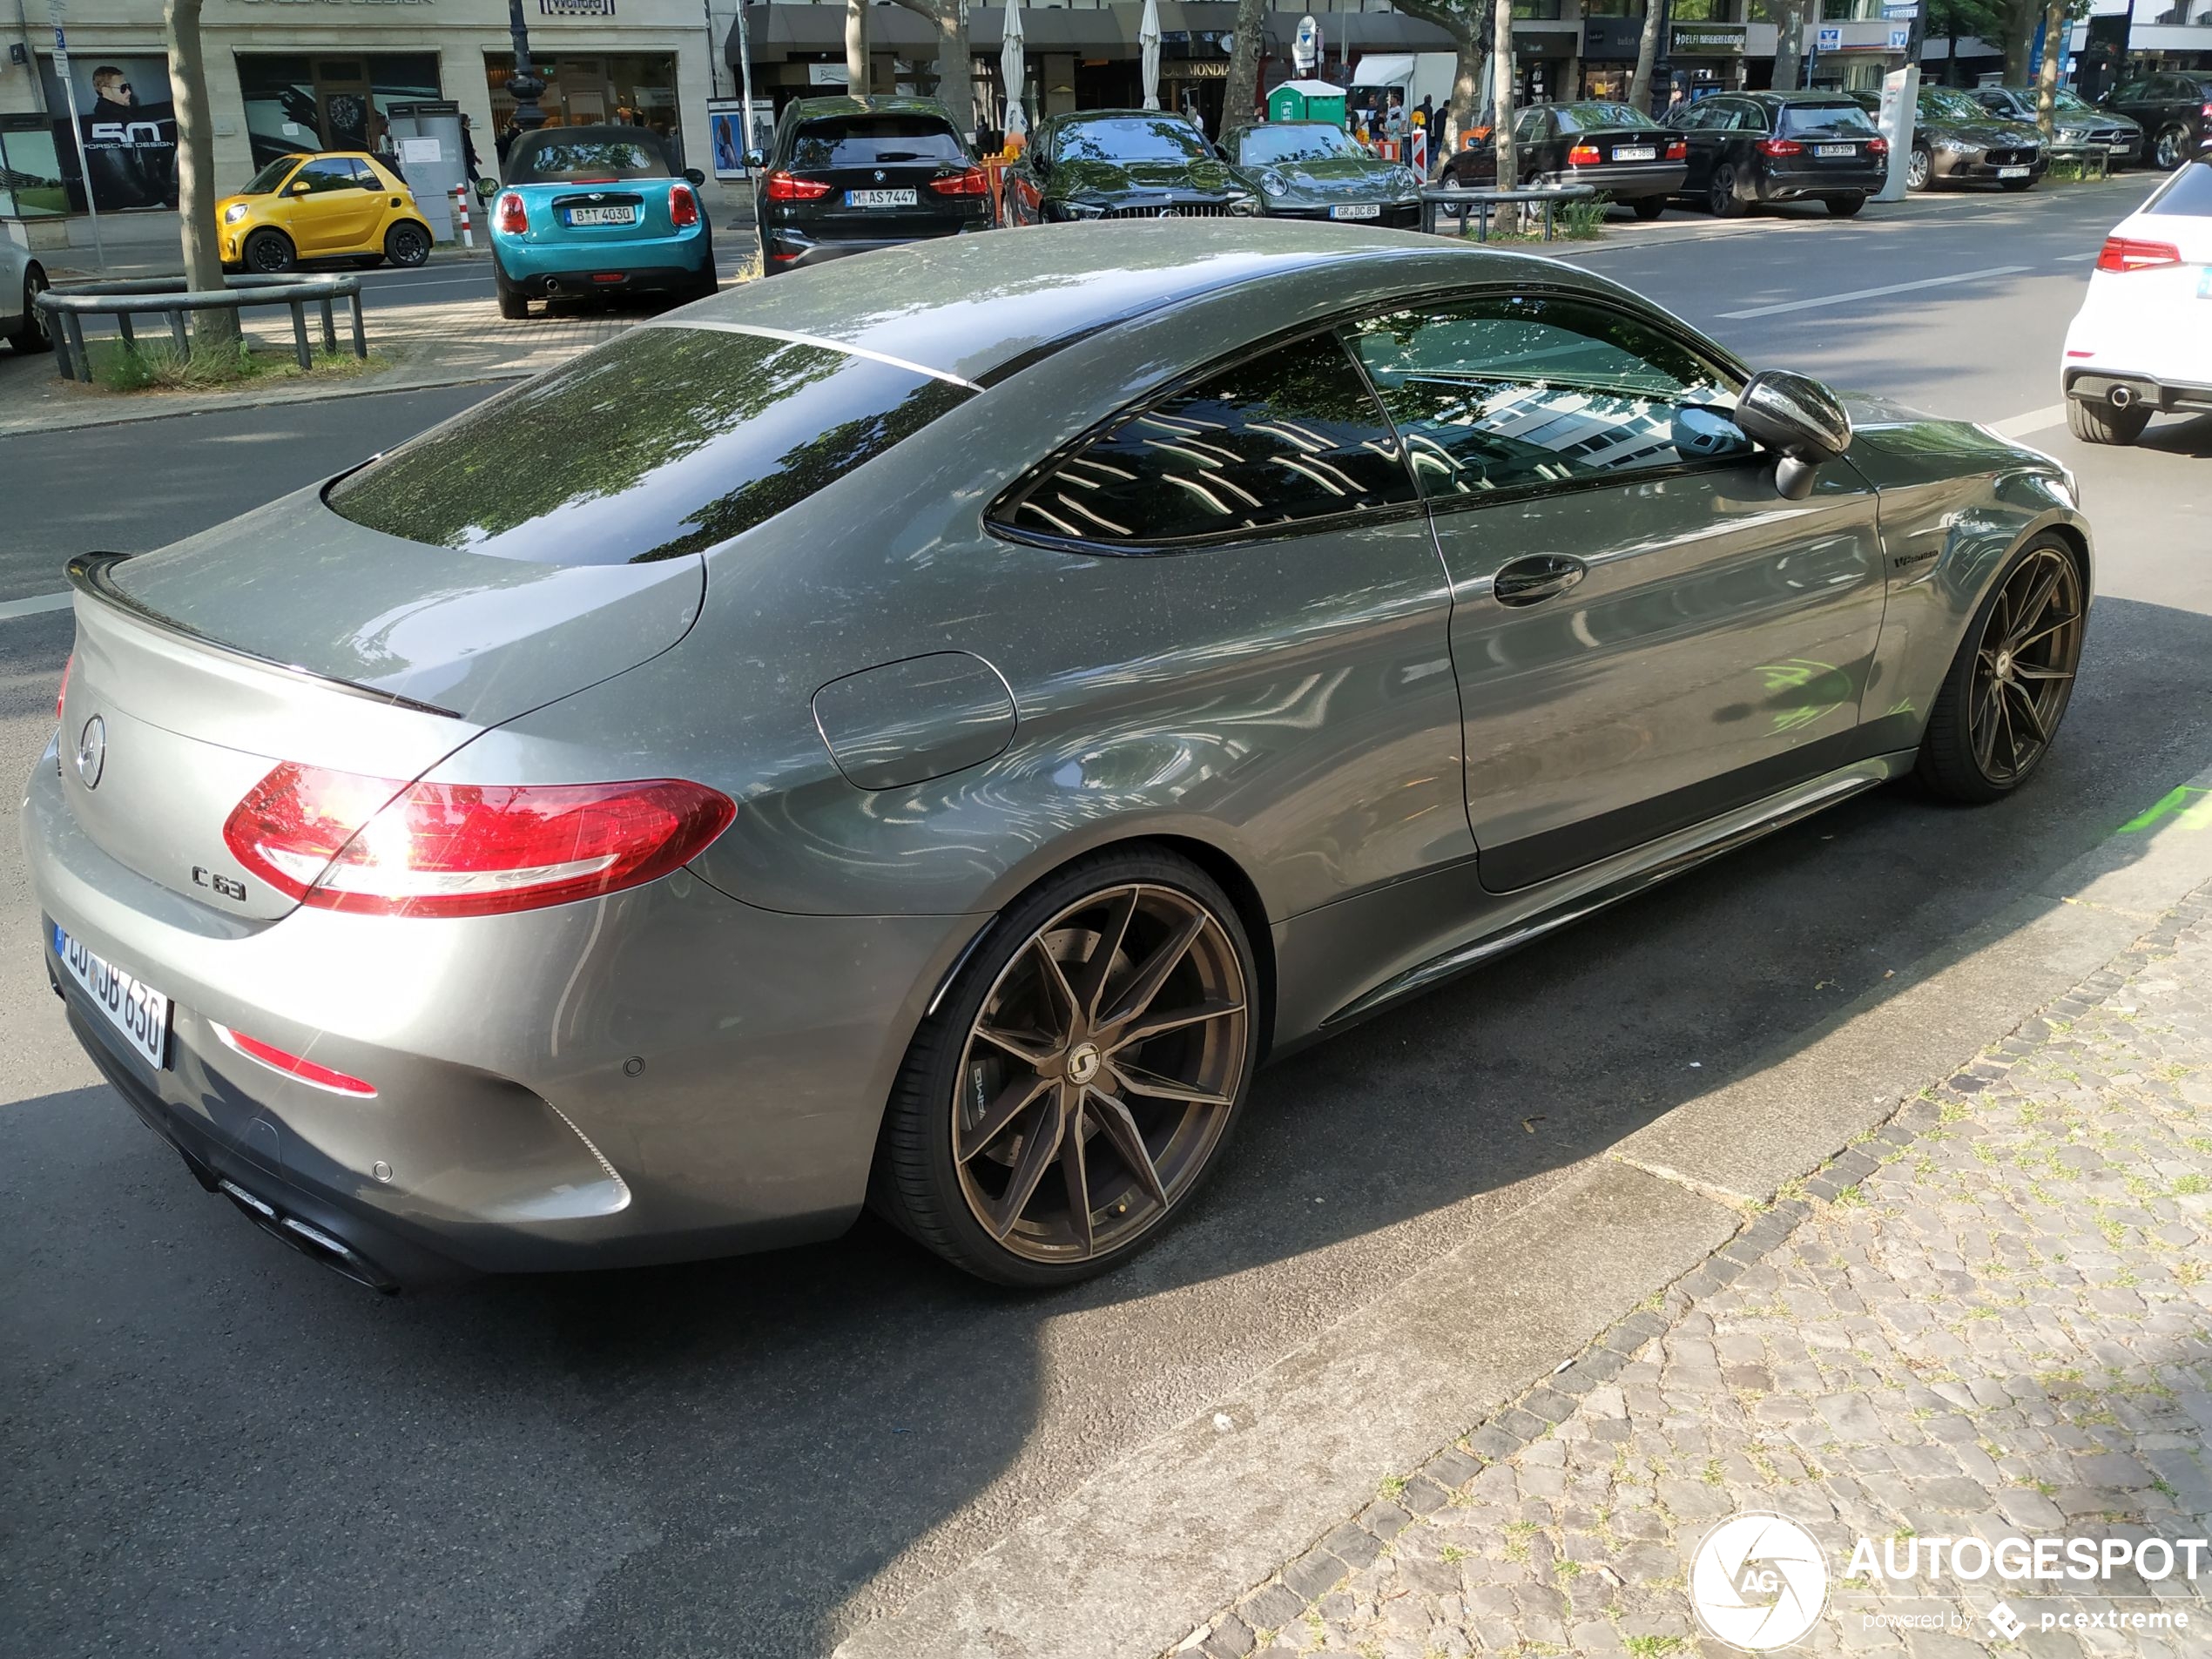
(755, 95), (994, 273)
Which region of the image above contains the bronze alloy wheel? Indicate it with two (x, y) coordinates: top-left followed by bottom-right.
(1919, 539), (2085, 802)
(950, 881), (1250, 1266)
(1965, 545), (2082, 786)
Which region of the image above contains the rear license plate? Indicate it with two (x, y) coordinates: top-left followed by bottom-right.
(55, 923), (169, 1069)
(1816, 144), (1856, 157)
(565, 206), (637, 226)
(846, 188), (917, 207)
(1330, 202), (1382, 219)
(1998, 165), (2030, 179)
(1613, 146), (1656, 161)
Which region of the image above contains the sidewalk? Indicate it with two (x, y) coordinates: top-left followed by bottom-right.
(1181, 887), (2212, 1659)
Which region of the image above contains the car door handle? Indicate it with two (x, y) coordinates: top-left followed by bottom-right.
(1493, 554), (1588, 607)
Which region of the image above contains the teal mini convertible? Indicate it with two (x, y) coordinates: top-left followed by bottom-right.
(483, 125), (717, 320)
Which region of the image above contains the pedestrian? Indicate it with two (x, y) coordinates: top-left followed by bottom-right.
(1384, 93), (1407, 142)
(1419, 94), (1434, 135)
(461, 112), (482, 180)
(496, 118), (518, 165)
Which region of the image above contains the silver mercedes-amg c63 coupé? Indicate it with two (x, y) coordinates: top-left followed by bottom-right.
(24, 221), (2090, 1291)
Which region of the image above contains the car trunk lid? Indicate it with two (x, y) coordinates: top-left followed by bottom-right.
(57, 488), (703, 920)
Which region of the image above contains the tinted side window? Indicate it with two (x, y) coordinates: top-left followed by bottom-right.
(293, 158), (361, 192)
(328, 327), (971, 564)
(1345, 295), (1750, 500)
(2148, 158), (2212, 216)
(995, 338), (1420, 547)
(348, 158), (384, 189)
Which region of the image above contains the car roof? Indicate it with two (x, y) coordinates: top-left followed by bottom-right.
(786, 95), (953, 122)
(1052, 108), (1203, 125)
(671, 219), (1594, 386)
(1743, 91), (1864, 105)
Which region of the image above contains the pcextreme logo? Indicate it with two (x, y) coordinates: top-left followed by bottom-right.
(1689, 1514), (1830, 1650)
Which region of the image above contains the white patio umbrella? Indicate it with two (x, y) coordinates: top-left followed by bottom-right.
(1002, 0), (1028, 138)
(1139, 0), (1163, 111)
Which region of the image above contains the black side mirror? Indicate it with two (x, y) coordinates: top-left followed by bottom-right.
(1735, 370), (1853, 502)
(684, 166), (706, 186)
(474, 176), (498, 202)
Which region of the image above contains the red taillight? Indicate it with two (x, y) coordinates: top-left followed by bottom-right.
(669, 182), (700, 227)
(1665, 138), (1688, 160)
(2096, 235), (2182, 273)
(1868, 136), (1889, 158)
(765, 171), (833, 201)
(928, 167), (992, 196)
(57, 653), (71, 722)
(1757, 138), (1804, 158)
(210, 1022), (377, 1098)
(221, 763), (736, 920)
(495, 191), (529, 234)
(1568, 144), (1602, 166)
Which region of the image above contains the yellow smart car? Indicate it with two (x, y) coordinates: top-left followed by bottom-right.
(217, 152), (435, 273)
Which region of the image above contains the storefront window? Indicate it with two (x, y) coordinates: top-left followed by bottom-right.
(1512, 0), (1566, 18)
(0, 118), (68, 217)
(485, 55), (684, 169)
(1672, 0), (1730, 20)
(237, 54), (442, 176)
(1821, 0), (1887, 17)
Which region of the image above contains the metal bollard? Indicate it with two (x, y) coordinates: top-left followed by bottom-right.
(289, 300), (312, 369)
(318, 296), (336, 354)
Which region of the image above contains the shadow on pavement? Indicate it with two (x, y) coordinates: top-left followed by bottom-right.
(3, 596), (2212, 1659)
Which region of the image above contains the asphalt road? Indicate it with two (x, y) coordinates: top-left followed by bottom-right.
(3, 179), (2209, 1659)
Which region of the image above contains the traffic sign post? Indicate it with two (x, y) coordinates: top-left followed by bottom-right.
(49, 3), (105, 271)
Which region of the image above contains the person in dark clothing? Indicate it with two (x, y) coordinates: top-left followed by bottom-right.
(461, 112), (482, 179)
(496, 119), (519, 165)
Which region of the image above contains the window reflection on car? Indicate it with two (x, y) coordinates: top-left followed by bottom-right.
(239, 158), (301, 195)
(1552, 103), (1661, 132)
(1237, 125), (1368, 165)
(1055, 118), (1212, 164)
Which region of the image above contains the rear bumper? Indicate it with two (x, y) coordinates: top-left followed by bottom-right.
(1752, 164), (1889, 200)
(492, 227), (711, 289)
(1534, 162), (1687, 199)
(761, 220), (981, 270)
(2063, 368), (2212, 415)
(22, 744), (974, 1285)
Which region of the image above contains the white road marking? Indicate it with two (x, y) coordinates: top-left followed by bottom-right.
(2055, 251), (2101, 262)
(1716, 265), (2031, 319)
(0, 590), (71, 622)
(1989, 403), (2068, 439)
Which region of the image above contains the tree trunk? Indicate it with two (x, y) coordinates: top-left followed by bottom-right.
(2032, 0), (2065, 133)
(846, 0), (871, 93)
(163, 0), (238, 350)
(1773, 0), (1804, 92)
(1492, 0), (1517, 231)
(1224, 0), (1269, 138)
(1629, 0), (1664, 113)
(893, 0), (974, 139)
(2000, 0), (2036, 84)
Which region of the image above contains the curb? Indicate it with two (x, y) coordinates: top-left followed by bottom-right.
(0, 365), (535, 438)
(1169, 880), (2212, 1658)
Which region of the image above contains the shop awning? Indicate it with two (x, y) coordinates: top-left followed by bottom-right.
(1351, 53), (1419, 87)
(727, 3), (1426, 64)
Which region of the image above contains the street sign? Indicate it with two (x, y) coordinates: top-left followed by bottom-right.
(1881, 0), (1919, 14)
(1293, 14), (1320, 73)
(1817, 24), (1843, 50)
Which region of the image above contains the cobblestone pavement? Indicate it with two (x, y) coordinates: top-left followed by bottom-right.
(1181, 885), (2212, 1659)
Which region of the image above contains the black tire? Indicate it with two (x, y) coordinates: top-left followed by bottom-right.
(2066, 395), (2148, 445)
(2154, 125), (2190, 170)
(496, 284), (529, 320)
(242, 229), (295, 273)
(1709, 162), (1748, 218)
(384, 221), (430, 268)
(1631, 194), (1666, 220)
(1826, 192), (1868, 217)
(1916, 537), (2085, 804)
(12, 265), (53, 354)
(870, 846), (1260, 1288)
(1905, 146), (1933, 192)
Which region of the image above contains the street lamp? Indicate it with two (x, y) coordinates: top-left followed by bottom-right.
(507, 0), (550, 132)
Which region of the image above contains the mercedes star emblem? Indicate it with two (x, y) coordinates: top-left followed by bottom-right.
(75, 714), (106, 790)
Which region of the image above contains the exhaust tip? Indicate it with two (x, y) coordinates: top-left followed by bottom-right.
(217, 1177), (400, 1293)
(2109, 384), (2134, 409)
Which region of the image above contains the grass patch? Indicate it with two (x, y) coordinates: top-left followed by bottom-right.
(84, 334), (386, 395)
(1624, 1634), (1689, 1656)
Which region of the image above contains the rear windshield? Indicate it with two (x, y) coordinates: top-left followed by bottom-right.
(2148, 159), (2212, 217)
(791, 115), (965, 169)
(507, 132), (673, 184)
(326, 327), (971, 564)
(1554, 103), (1659, 132)
(1780, 103), (1879, 138)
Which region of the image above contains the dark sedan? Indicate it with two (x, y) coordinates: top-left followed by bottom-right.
(1666, 92), (1890, 217)
(1224, 120), (1426, 226)
(1002, 111), (1264, 224)
(1854, 87), (2046, 191)
(1438, 101), (1686, 218)
(2099, 71), (2212, 170)
(754, 95), (993, 273)
(1968, 85), (2142, 167)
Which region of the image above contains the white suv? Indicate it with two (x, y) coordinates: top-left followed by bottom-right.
(2060, 156), (2212, 443)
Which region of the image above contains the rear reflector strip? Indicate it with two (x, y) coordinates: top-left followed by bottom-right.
(209, 1021), (379, 1097)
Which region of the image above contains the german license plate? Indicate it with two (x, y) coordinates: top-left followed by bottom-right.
(565, 206), (637, 226)
(2110, 142), (2130, 152)
(55, 923), (169, 1069)
(846, 188), (917, 207)
(1998, 165), (2030, 179)
(1614, 145), (1656, 161)
(1330, 202), (1382, 219)
(1816, 144), (1856, 157)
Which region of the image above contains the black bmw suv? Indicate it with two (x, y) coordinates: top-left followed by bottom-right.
(755, 95), (994, 273)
